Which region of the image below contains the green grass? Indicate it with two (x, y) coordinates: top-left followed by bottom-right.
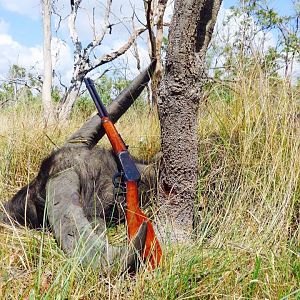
(0, 69), (299, 299)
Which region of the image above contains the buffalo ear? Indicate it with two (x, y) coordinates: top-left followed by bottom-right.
(25, 202), (40, 228)
(2, 184), (40, 229)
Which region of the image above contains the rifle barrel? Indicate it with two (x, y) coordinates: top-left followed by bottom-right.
(84, 78), (109, 118)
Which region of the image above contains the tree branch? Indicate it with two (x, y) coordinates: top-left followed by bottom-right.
(90, 27), (146, 70)
(68, 0), (82, 64)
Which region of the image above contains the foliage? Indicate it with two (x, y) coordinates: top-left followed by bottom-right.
(73, 73), (148, 118)
(0, 63), (149, 119)
(208, 0), (300, 81)
(50, 86), (62, 103)
(0, 64), (41, 108)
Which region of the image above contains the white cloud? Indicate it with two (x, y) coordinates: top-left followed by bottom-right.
(52, 0), (166, 79)
(0, 33), (73, 85)
(54, 0), (173, 54)
(213, 8), (273, 68)
(214, 7), (277, 55)
(0, 0), (298, 88)
(54, 0), (145, 46)
(0, 34), (42, 78)
(51, 37), (73, 84)
(0, 0), (40, 20)
(96, 36), (151, 78)
(0, 18), (10, 34)
(211, 6), (300, 81)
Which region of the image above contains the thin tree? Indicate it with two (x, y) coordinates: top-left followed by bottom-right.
(158, 0), (222, 241)
(144, 0), (168, 107)
(42, 0), (54, 122)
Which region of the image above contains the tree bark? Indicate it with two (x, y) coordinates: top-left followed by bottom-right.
(150, 0), (168, 107)
(157, 0), (222, 241)
(58, 77), (82, 120)
(42, 0), (54, 122)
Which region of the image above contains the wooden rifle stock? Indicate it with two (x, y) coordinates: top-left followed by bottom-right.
(84, 78), (162, 269)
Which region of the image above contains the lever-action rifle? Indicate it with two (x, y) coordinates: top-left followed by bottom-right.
(84, 77), (162, 269)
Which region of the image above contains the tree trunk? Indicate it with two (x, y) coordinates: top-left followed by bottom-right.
(150, 0), (167, 107)
(157, 0), (222, 241)
(58, 77), (82, 121)
(42, 0), (54, 122)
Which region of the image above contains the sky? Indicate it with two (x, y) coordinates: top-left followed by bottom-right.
(0, 0), (298, 86)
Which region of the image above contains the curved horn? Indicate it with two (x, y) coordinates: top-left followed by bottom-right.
(64, 59), (157, 148)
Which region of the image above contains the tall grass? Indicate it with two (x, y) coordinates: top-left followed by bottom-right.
(0, 69), (299, 299)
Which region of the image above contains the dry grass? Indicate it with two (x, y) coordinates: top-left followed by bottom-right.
(0, 69), (299, 299)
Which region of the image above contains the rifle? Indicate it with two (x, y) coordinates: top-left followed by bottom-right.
(84, 77), (162, 269)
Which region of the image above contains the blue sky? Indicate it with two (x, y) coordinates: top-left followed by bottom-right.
(4, 1), (244, 47)
(0, 11), (42, 46)
(0, 0), (298, 84)
(224, 0), (295, 14)
(0, 1), (43, 45)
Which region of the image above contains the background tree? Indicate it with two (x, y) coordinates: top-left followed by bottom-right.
(240, 0), (300, 81)
(144, 0), (169, 107)
(57, 0), (146, 120)
(207, 0), (300, 83)
(42, 0), (54, 122)
(158, 0), (222, 240)
(0, 65), (37, 107)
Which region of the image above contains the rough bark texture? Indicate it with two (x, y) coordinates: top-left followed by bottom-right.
(42, 0), (54, 122)
(150, 0), (168, 107)
(58, 78), (82, 120)
(157, 0), (222, 241)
